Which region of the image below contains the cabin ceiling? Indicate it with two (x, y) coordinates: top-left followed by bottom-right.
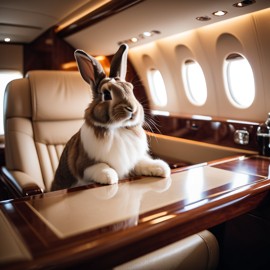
(0, 0), (91, 43)
(1, 0), (270, 55)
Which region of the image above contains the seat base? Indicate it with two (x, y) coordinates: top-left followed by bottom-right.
(115, 230), (219, 270)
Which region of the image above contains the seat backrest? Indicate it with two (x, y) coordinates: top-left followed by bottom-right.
(4, 70), (91, 192)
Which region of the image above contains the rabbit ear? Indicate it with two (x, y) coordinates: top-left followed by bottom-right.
(74, 49), (106, 90)
(109, 44), (128, 81)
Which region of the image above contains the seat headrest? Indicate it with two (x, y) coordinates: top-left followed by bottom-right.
(27, 70), (91, 121)
(5, 77), (32, 119)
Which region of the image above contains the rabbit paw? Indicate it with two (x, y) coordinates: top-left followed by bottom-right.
(84, 164), (119, 185)
(135, 159), (171, 178)
(98, 168), (119, 184)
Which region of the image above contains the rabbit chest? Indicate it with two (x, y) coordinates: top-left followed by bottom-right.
(80, 123), (149, 178)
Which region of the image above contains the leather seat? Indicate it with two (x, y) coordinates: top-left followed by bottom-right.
(1, 70), (219, 269)
(2, 70), (90, 196)
(115, 230), (219, 270)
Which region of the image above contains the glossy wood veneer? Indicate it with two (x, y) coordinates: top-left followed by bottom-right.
(212, 155), (270, 177)
(150, 114), (261, 152)
(1, 155), (270, 269)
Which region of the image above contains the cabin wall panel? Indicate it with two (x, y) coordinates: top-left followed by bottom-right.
(129, 43), (181, 113)
(155, 40), (188, 113)
(197, 14), (265, 122)
(129, 9), (270, 122)
(157, 32), (218, 116)
(24, 28), (76, 75)
(253, 9), (270, 118)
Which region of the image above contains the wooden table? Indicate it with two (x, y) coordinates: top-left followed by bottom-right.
(1, 155), (270, 269)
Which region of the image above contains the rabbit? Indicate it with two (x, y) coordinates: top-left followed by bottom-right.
(51, 44), (170, 191)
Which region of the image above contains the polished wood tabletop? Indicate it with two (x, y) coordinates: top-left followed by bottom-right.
(1, 155), (270, 269)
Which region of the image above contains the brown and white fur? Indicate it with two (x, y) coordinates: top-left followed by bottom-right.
(51, 44), (170, 191)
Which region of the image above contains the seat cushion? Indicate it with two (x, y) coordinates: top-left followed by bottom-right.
(115, 230), (219, 270)
(4, 71), (93, 191)
(28, 70), (91, 121)
(27, 71), (92, 190)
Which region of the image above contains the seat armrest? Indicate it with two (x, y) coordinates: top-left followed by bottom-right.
(0, 167), (43, 198)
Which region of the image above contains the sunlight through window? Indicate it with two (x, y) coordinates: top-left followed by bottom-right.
(0, 70), (23, 134)
(147, 69), (168, 107)
(224, 54), (255, 108)
(182, 60), (207, 106)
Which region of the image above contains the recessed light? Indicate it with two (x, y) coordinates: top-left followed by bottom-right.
(196, 16), (211, 21)
(4, 37), (11, 42)
(143, 31), (152, 37)
(118, 30), (161, 46)
(130, 37), (138, 43)
(233, 0), (256, 8)
(213, 10), (228, 16)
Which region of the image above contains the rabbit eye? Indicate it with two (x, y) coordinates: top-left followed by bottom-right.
(103, 90), (112, 101)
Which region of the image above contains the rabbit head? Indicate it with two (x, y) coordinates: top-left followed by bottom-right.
(74, 44), (144, 130)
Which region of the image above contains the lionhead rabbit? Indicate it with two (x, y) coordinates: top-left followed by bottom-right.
(51, 44), (170, 191)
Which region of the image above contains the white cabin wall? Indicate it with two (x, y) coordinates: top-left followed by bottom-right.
(253, 8), (270, 119)
(128, 42), (182, 113)
(129, 8), (270, 122)
(197, 13), (265, 121)
(158, 31), (219, 116)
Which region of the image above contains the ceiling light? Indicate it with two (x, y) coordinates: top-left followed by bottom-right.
(213, 10), (228, 16)
(131, 37), (138, 43)
(4, 38), (11, 42)
(196, 16), (211, 21)
(143, 31), (152, 37)
(233, 0), (256, 8)
(118, 30), (161, 46)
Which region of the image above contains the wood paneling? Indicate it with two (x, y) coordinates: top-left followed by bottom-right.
(149, 114), (260, 152)
(24, 28), (76, 74)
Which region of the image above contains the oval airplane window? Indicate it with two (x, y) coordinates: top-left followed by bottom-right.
(0, 70), (23, 135)
(182, 60), (207, 106)
(224, 54), (255, 108)
(147, 68), (168, 106)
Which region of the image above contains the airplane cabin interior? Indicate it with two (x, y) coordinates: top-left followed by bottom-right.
(1, 0), (270, 269)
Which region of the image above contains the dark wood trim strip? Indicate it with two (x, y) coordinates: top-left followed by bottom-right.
(212, 155), (270, 177)
(149, 114), (261, 152)
(0, 22), (42, 30)
(57, 0), (144, 38)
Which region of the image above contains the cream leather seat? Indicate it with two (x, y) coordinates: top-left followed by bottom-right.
(1, 70), (219, 269)
(2, 70), (90, 196)
(116, 230), (218, 270)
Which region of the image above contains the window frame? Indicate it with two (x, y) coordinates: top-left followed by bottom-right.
(147, 68), (168, 107)
(223, 53), (255, 109)
(182, 59), (208, 106)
